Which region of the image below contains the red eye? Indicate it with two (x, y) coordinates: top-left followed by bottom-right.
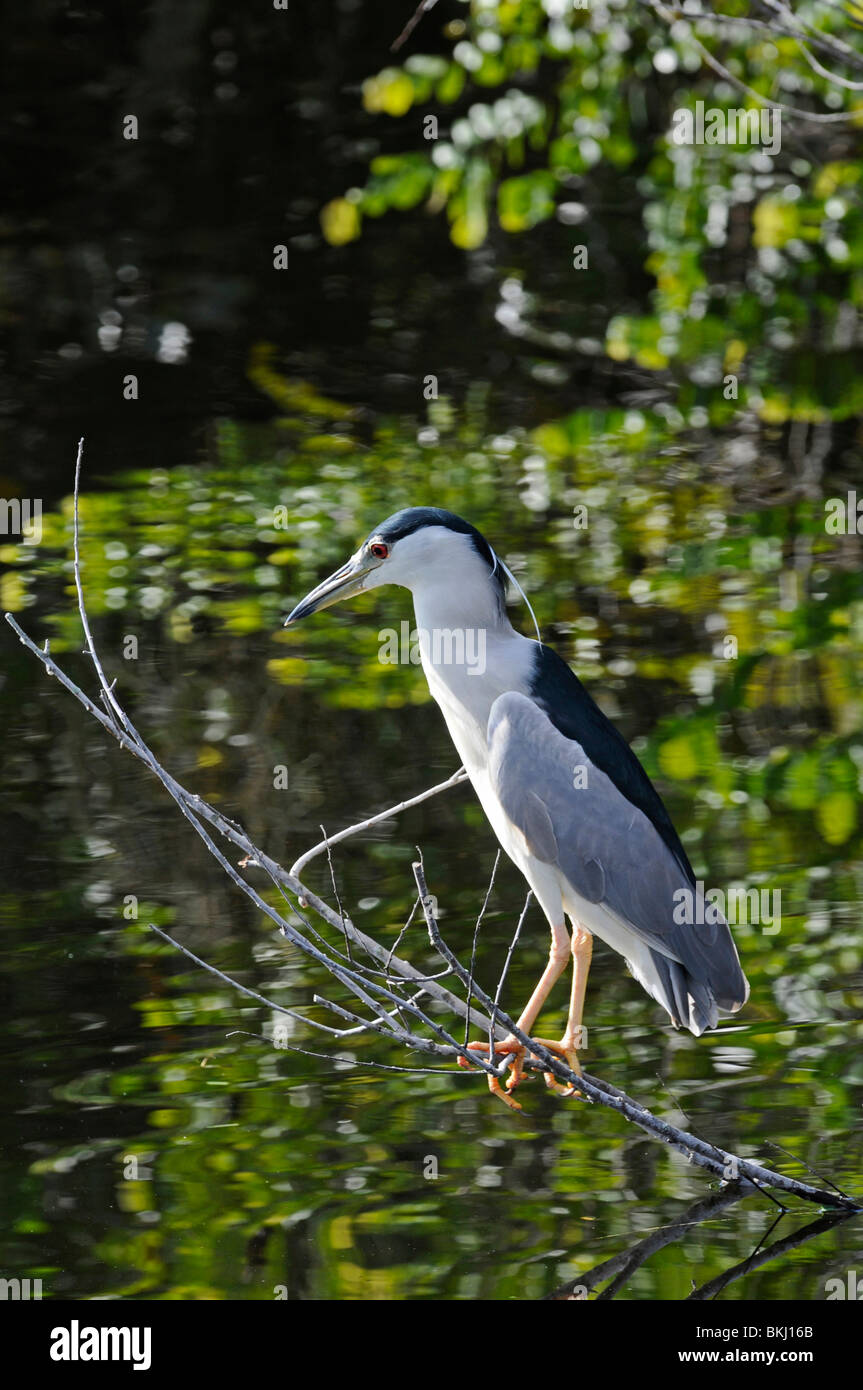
(369, 541), (389, 559)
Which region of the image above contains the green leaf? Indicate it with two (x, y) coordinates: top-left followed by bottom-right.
(497, 172), (555, 232)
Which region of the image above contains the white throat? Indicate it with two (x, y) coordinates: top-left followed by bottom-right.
(411, 579), (536, 773)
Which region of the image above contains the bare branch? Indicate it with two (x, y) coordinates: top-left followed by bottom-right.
(391, 0), (441, 54)
(289, 767), (468, 885)
(465, 851), (501, 1048)
(487, 884), (531, 1059)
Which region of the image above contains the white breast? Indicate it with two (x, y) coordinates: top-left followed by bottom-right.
(412, 605), (570, 920)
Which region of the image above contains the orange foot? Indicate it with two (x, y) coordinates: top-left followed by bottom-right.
(529, 1036), (584, 1098)
(457, 1037), (529, 1110)
(457, 1035), (585, 1109)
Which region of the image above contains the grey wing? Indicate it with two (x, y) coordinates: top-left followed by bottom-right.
(487, 692), (748, 1029)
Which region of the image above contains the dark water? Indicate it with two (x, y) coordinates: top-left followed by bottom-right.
(2, 3), (862, 1301)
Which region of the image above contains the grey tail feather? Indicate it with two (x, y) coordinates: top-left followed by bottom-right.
(648, 950), (720, 1037)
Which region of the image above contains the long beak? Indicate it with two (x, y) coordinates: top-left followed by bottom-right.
(283, 551), (378, 626)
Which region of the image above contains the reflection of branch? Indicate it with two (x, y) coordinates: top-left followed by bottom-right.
(547, 1183), (749, 1299)
(5, 443), (861, 1217)
(545, 1183), (854, 1300)
(688, 1208), (853, 1300)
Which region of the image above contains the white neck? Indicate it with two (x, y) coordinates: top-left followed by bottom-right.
(411, 580), (536, 772)
(412, 568), (511, 637)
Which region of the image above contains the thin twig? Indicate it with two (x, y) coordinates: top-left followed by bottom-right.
(289, 767), (468, 884)
(391, 0), (441, 53)
(487, 886), (532, 1060)
(224, 1029), (456, 1075)
(465, 852), (501, 1048)
(321, 824), (354, 965)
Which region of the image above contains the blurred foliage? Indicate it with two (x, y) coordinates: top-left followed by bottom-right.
(4, 366), (862, 849)
(321, 0), (863, 423)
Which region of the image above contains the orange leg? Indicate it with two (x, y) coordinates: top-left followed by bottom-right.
(540, 925), (592, 1095)
(458, 921), (570, 1110)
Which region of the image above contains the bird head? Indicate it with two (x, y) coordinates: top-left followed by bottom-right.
(283, 507), (506, 626)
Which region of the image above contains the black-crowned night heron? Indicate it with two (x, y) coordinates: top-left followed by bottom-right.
(285, 508), (748, 1109)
